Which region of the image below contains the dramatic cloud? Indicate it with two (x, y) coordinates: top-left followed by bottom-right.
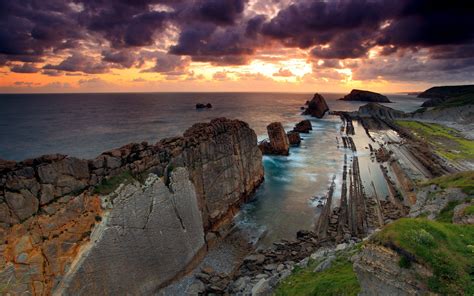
(1, 0), (474, 85)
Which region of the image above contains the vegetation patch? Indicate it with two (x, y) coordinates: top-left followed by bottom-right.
(464, 204), (474, 215)
(93, 171), (136, 195)
(423, 171), (474, 196)
(274, 248), (360, 296)
(436, 200), (462, 223)
(372, 218), (474, 295)
(395, 121), (474, 162)
(434, 93), (474, 109)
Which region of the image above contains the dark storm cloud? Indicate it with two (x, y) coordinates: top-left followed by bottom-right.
(43, 52), (109, 74)
(2, 0), (474, 78)
(10, 63), (40, 73)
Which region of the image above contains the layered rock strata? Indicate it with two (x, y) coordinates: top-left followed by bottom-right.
(302, 93), (329, 118)
(0, 118), (264, 295)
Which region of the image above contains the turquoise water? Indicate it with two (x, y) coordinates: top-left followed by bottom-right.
(0, 92), (425, 245)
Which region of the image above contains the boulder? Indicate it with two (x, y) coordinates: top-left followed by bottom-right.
(340, 89), (391, 103)
(302, 93), (329, 118)
(293, 120), (312, 133)
(287, 131), (301, 146)
(258, 122), (290, 155)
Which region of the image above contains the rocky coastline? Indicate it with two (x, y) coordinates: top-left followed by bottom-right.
(0, 118), (264, 295)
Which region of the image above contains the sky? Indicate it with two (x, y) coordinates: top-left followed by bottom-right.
(1, 0), (473, 93)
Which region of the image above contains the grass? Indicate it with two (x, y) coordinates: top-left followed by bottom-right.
(372, 218), (474, 295)
(395, 120), (474, 161)
(423, 171), (474, 196)
(436, 201), (462, 223)
(274, 248), (360, 296)
(464, 204), (474, 215)
(93, 170), (136, 195)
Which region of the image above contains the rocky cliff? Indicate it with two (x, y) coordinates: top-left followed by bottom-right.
(340, 89), (391, 103)
(302, 93), (329, 118)
(0, 118), (264, 295)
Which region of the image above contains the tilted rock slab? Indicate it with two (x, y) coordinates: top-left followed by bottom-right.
(56, 168), (204, 295)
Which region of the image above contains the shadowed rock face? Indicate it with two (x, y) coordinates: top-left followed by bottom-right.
(287, 131), (301, 146)
(293, 119), (312, 133)
(58, 169), (205, 295)
(357, 103), (405, 119)
(340, 89), (391, 103)
(302, 93), (329, 118)
(0, 118), (264, 295)
(258, 122), (290, 155)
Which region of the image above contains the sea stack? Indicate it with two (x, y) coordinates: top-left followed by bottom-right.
(293, 119), (312, 133)
(303, 93), (329, 118)
(287, 131), (301, 146)
(259, 122), (290, 155)
(339, 89), (391, 103)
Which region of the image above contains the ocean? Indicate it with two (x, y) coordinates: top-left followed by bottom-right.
(0, 92), (425, 245)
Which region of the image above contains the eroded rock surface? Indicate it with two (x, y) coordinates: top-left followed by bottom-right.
(258, 122), (290, 155)
(302, 93), (329, 118)
(353, 244), (432, 296)
(58, 169), (205, 295)
(0, 118), (264, 295)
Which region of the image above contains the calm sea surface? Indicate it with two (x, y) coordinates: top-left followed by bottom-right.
(0, 92), (425, 245)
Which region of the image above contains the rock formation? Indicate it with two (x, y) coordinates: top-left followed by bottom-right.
(58, 169), (205, 294)
(302, 93), (329, 118)
(353, 244), (432, 295)
(258, 122), (290, 155)
(0, 118), (264, 295)
(340, 89), (391, 103)
(196, 103), (212, 109)
(357, 103), (406, 119)
(293, 119), (312, 133)
(287, 131), (301, 146)
(418, 85), (474, 107)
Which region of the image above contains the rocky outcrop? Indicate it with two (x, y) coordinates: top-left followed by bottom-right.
(452, 200), (474, 225)
(409, 185), (467, 220)
(196, 103), (212, 109)
(353, 244), (432, 295)
(0, 118), (264, 295)
(293, 120), (312, 133)
(340, 89), (391, 103)
(58, 169), (205, 294)
(357, 103), (405, 119)
(287, 131), (301, 146)
(418, 85), (474, 106)
(302, 93), (329, 118)
(258, 122), (290, 155)
(1, 118), (263, 232)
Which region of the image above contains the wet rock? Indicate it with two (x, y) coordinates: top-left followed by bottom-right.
(340, 89), (391, 103)
(302, 93), (329, 118)
(287, 131), (301, 146)
(293, 119), (312, 133)
(258, 122), (290, 155)
(196, 103), (212, 109)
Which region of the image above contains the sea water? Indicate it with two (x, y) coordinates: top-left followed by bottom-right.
(0, 92), (425, 245)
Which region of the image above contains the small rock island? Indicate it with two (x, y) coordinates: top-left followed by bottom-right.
(196, 103), (213, 109)
(340, 89), (391, 103)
